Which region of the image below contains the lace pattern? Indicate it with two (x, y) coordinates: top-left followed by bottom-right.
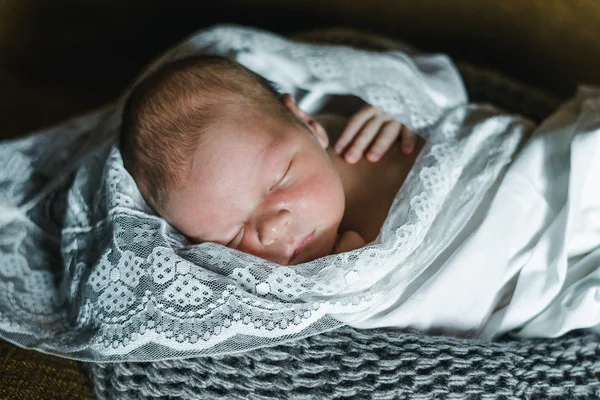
(0, 25), (531, 361)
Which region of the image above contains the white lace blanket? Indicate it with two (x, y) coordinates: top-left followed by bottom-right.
(1, 25), (595, 363)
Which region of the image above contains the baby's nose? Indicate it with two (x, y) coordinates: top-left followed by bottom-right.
(259, 209), (292, 246)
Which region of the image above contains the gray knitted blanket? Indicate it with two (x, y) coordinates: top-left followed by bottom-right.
(87, 29), (600, 400)
(90, 327), (600, 399)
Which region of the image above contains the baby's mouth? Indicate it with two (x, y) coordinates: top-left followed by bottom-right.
(289, 229), (316, 264)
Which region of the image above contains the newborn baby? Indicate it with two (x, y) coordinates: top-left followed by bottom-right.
(120, 55), (424, 265)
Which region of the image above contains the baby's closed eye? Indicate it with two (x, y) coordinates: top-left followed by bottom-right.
(271, 159), (293, 191)
(227, 226), (245, 249)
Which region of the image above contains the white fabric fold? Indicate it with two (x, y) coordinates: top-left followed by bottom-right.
(346, 86), (600, 340)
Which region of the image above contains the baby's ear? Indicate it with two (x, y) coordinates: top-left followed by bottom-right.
(281, 93), (302, 117)
(281, 94), (329, 149)
(310, 119), (329, 149)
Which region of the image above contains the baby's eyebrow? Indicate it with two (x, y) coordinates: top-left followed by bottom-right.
(262, 138), (284, 169)
(250, 137), (286, 193)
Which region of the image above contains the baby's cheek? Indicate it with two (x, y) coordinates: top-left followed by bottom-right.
(334, 231), (366, 254)
(237, 236), (257, 257)
(313, 172), (341, 201)
(322, 177), (345, 217)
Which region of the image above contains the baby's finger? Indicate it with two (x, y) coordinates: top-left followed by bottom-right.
(366, 120), (402, 162)
(400, 126), (419, 155)
(344, 116), (384, 164)
(334, 106), (376, 154)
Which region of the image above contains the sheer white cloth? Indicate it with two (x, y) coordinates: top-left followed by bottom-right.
(345, 86), (600, 340)
(0, 24), (596, 363)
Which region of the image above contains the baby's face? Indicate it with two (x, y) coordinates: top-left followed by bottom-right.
(164, 104), (345, 265)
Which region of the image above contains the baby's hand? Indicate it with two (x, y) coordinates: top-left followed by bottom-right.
(334, 105), (418, 164)
(333, 230), (366, 254)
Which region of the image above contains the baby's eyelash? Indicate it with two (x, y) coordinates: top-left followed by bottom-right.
(277, 160), (293, 187)
(233, 227), (245, 248)
(227, 227), (244, 249)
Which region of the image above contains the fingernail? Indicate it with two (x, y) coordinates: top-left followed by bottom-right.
(346, 151), (358, 163)
(367, 152), (379, 162)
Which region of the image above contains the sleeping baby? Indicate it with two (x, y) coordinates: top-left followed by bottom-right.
(119, 55), (424, 265)
(117, 48), (600, 342)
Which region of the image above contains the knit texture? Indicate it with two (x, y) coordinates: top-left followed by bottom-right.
(90, 327), (600, 400)
(88, 31), (600, 400)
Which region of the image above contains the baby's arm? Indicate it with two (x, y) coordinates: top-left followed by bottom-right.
(333, 230), (367, 254)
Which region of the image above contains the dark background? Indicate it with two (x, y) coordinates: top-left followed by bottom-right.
(1, 0), (599, 139)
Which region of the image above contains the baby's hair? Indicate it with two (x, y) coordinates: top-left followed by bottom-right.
(119, 55), (299, 215)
